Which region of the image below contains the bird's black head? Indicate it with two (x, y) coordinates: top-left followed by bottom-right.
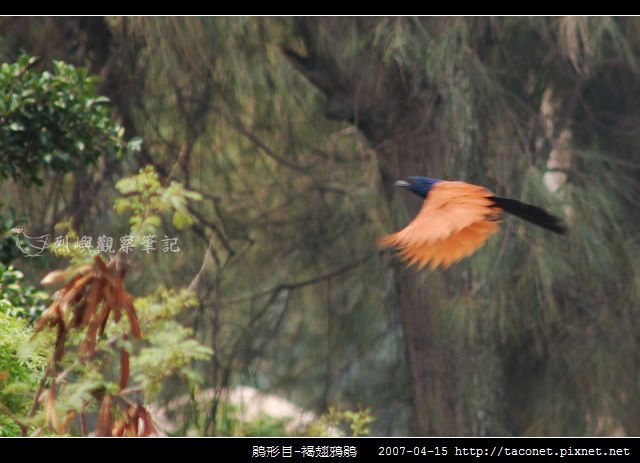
(394, 176), (440, 199)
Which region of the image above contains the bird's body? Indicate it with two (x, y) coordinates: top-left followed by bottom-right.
(380, 176), (566, 270)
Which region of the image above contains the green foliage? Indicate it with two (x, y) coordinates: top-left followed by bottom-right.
(0, 309), (48, 436)
(129, 289), (213, 399)
(309, 407), (374, 437)
(214, 403), (373, 437)
(30, 286), (212, 436)
(0, 50), (210, 436)
(114, 165), (202, 237)
(26, 185), (211, 435)
(25, 265), (211, 437)
(0, 54), (130, 186)
(0, 205), (27, 264)
(214, 402), (291, 437)
(157, 390), (369, 437)
(0, 262), (49, 321)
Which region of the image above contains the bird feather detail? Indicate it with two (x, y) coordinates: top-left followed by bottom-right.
(380, 178), (565, 270)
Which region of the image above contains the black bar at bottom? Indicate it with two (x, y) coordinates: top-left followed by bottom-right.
(1, 437), (637, 462)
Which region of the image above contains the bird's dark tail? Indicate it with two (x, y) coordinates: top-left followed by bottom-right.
(491, 196), (567, 234)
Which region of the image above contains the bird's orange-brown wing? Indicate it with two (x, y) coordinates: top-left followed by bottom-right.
(379, 181), (501, 269)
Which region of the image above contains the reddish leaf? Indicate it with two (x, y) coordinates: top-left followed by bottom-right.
(59, 275), (93, 313)
(79, 318), (99, 360)
(81, 411), (88, 436)
(53, 322), (67, 363)
(119, 348), (130, 390)
(78, 281), (106, 359)
(111, 404), (156, 437)
(111, 275), (123, 323)
(97, 301), (112, 337)
(43, 264), (93, 286)
(140, 406), (156, 436)
(95, 395), (113, 437)
(94, 255), (111, 275)
(35, 266), (95, 337)
(112, 419), (126, 437)
(80, 278), (103, 327)
(64, 411), (77, 430)
(54, 303), (64, 325)
(44, 381), (65, 434)
(102, 279), (121, 324)
(65, 271), (94, 292)
(127, 404), (138, 419)
(129, 405), (140, 436)
(33, 301), (60, 334)
(122, 293), (141, 339)
(40, 270), (68, 285)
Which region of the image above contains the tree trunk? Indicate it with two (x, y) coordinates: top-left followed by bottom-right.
(283, 17), (464, 435)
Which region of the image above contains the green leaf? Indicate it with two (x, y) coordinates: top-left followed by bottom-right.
(172, 208), (194, 229)
(126, 136), (143, 153)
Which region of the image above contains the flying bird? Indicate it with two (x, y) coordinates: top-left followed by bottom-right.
(379, 176), (566, 270)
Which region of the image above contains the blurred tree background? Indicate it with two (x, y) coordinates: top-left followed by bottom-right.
(0, 16), (639, 436)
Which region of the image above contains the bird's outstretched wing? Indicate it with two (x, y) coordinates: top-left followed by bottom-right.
(379, 181), (501, 269)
